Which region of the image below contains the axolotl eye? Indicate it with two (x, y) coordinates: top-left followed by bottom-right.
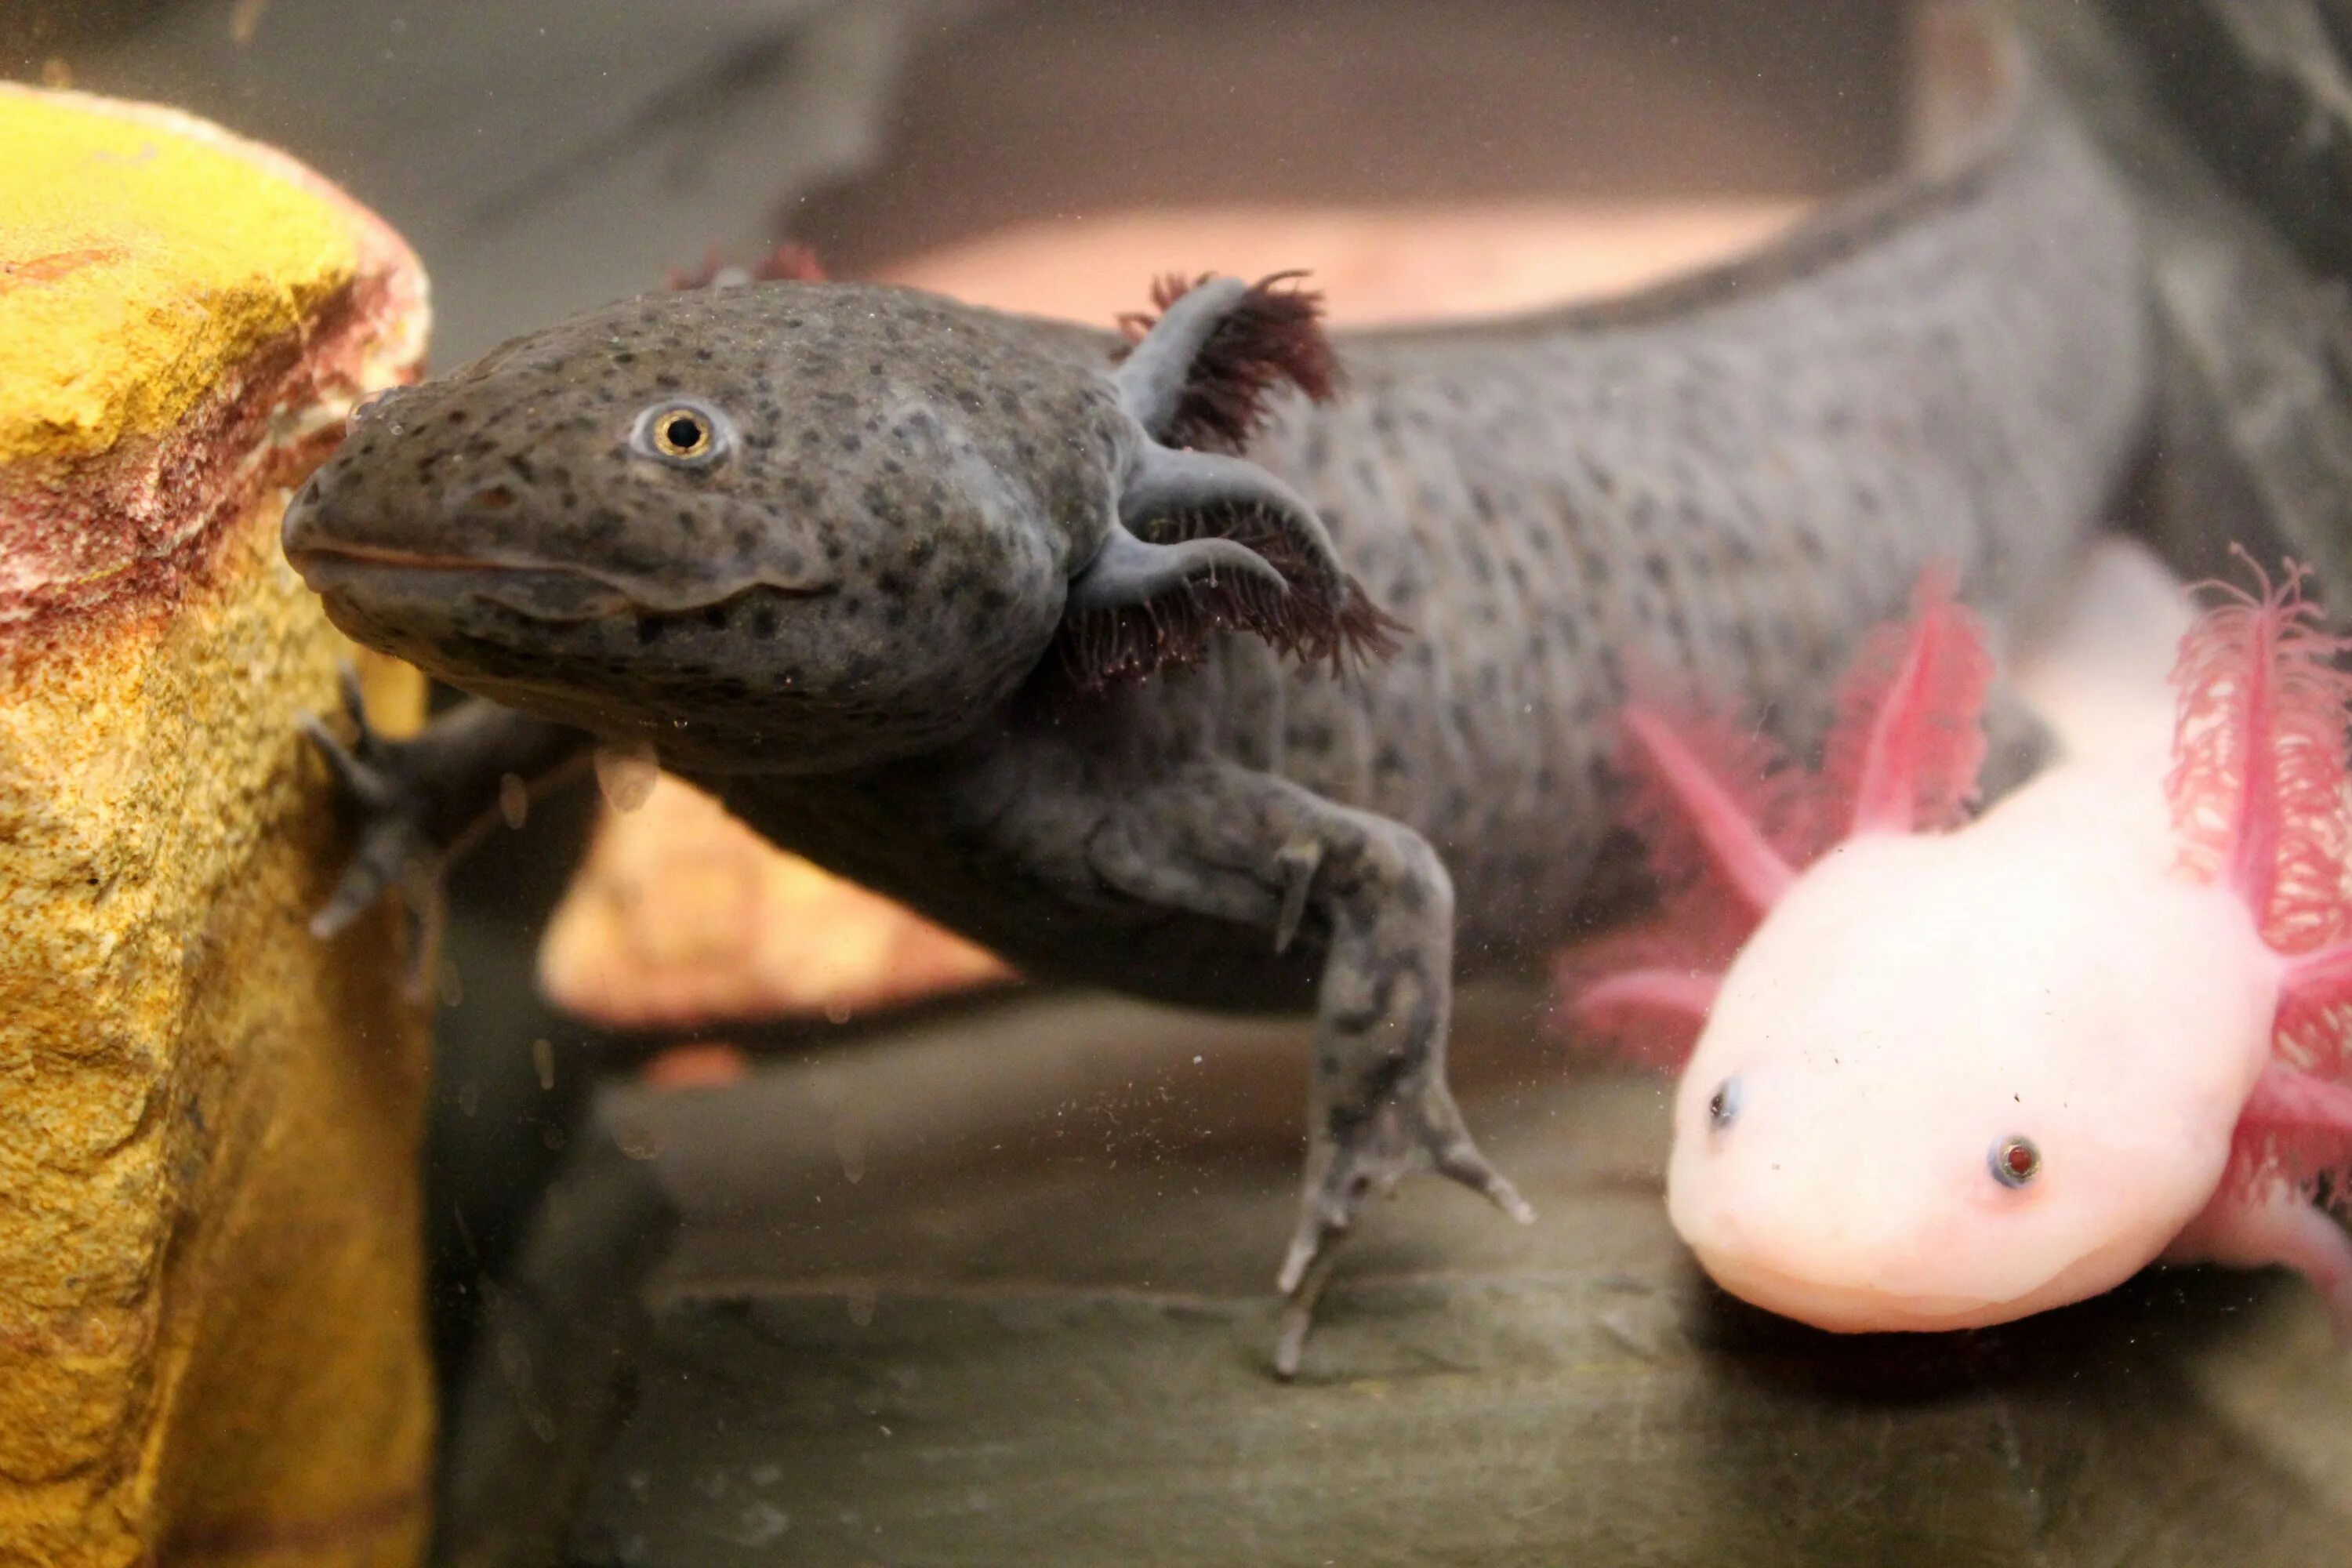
(630, 399), (733, 468)
(1706, 1076), (1742, 1131)
(1990, 1135), (2042, 1188)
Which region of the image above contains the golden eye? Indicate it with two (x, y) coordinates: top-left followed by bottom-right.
(633, 399), (730, 466)
(652, 407), (712, 458)
(1991, 1136), (2041, 1188)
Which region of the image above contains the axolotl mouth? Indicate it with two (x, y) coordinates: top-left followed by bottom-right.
(280, 474), (1017, 773)
(1680, 1216), (2166, 1333)
(283, 538), (838, 624)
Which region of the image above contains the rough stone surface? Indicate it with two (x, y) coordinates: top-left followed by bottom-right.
(0, 85), (432, 1568)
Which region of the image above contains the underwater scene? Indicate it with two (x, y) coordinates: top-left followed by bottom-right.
(9, 0), (2352, 1563)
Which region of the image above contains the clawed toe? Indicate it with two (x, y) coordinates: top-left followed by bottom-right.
(1430, 1137), (1534, 1224)
(1273, 1243), (1345, 1379)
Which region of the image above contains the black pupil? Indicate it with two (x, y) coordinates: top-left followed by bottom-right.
(664, 414), (703, 450)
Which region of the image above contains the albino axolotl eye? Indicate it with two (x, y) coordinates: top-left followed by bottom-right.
(1989, 1135), (2042, 1189)
(1706, 1076), (1742, 1131)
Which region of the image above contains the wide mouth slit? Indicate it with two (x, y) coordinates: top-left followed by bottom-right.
(290, 543), (836, 622)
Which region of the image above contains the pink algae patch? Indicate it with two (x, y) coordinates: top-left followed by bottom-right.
(0, 245), (128, 294)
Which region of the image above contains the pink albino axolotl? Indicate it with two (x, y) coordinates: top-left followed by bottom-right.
(1563, 541), (2352, 1334)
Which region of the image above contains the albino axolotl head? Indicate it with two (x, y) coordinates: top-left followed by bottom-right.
(1669, 792), (2276, 1330)
(1569, 549), (2352, 1334)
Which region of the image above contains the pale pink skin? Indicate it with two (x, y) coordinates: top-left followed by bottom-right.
(1671, 766), (2280, 1329)
(1663, 544), (2352, 1331)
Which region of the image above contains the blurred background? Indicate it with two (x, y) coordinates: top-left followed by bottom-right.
(2, 0), (1902, 360)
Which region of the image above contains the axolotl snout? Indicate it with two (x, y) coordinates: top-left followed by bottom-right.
(1572, 545), (2352, 1333)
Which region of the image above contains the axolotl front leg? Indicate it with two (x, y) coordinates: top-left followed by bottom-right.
(1085, 757), (1534, 1374)
(2167, 1184), (2352, 1330)
(302, 673), (593, 984)
(2164, 1065), (2352, 1334)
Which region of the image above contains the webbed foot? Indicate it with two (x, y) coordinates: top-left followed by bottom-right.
(303, 663), (446, 989)
(1080, 758), (1530, 1379)
(1261, 803), (1530, 1375)
(1273, 1067), (1530, 1378)
(300, 671), (593, 995)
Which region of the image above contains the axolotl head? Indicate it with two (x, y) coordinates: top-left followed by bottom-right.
(1665, 803), (2275, 1332)
(283, 275), (1388, 771)
(1574, 566), (2286, 1334)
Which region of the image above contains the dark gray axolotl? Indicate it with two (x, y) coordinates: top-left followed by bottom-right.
(281, 30), (2149, 1372)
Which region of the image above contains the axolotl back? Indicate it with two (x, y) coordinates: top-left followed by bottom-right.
(1568, 545), (2352, 1332)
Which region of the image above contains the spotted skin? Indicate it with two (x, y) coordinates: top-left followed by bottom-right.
(282, 38), (2147, 1370)
(304, 289), (1131, 771)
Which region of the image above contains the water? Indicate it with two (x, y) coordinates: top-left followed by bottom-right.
(13, 2), (2352, 1564)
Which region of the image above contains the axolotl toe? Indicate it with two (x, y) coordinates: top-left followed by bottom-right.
(1570, 545), (2352, 1334)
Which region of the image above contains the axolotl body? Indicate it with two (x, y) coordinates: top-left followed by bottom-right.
(281, 25), (2149, 1364)
(1570, 543), (2352, 1332)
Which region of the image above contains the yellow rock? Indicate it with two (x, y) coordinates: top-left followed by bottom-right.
(0, 85), (433, 1568)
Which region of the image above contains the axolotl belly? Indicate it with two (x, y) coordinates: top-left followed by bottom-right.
(281, 22), (2149, 1362)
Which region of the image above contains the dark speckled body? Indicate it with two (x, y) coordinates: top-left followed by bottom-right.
(719, 46), (2140, 985)
(1193, 70), (2143, 968)
(283, 29), (2147, 1338)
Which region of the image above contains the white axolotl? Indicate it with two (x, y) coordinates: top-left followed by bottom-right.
(1565, 540), (2352, 1333)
